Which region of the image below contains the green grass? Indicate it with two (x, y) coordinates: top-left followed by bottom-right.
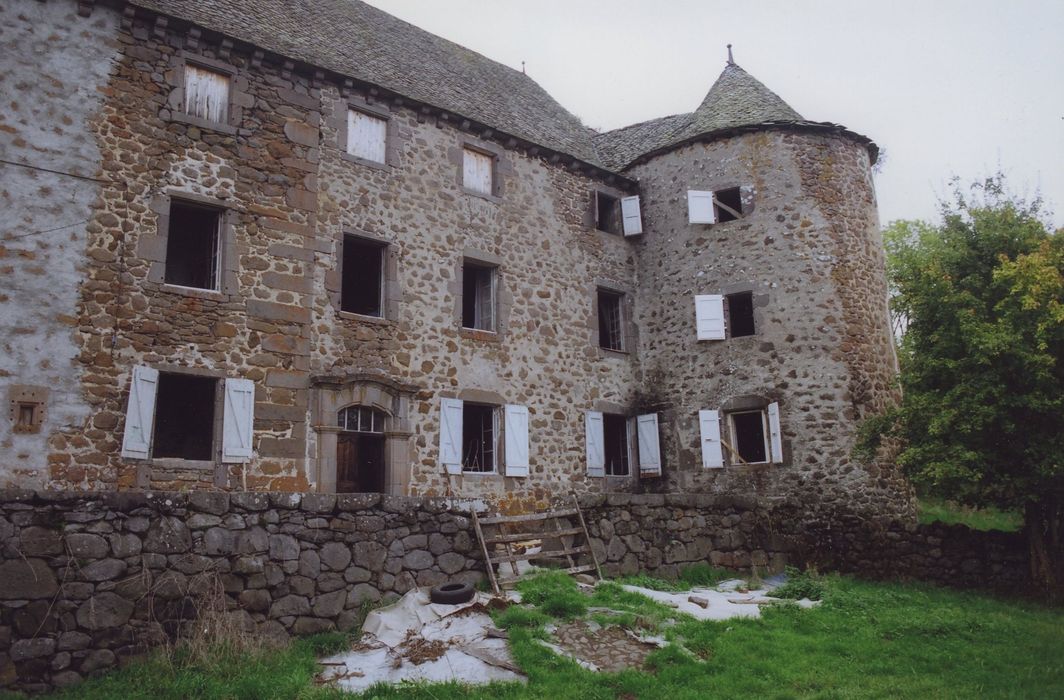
(22, 574), (1064, 700)
(918, 497), (1023, 532)
(617, 563), (735, 592)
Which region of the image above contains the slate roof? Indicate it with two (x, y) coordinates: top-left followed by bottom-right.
(594, 63), (877, 171)
(132, 0), (606, 167)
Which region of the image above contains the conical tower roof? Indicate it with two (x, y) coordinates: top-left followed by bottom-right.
(594, 57), (875, 171)
(684, 62), (804, 135)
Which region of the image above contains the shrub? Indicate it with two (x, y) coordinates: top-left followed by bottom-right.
(771, 567), (826, 601)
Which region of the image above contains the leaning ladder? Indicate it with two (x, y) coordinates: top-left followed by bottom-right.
(471, 494), (604, 596)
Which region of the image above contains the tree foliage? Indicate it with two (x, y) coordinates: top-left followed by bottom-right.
(863, 175), (1064, 593)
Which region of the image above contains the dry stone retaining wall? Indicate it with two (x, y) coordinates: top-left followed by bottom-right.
(0, 489), (1030, 693)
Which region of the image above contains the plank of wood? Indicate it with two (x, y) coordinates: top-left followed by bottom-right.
(485, 527), (583, 544)
(572, 493), (604, 581)
(488, 545), (589, 565)
(471, 509), (500, 596)
(553, 515), (577, 570)
(478, 509), (578, 525)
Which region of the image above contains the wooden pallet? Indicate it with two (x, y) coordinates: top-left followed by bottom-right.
(471, 494), (603, 595)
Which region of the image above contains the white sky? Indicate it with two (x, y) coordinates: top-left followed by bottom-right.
(364, 0), (1064, 229)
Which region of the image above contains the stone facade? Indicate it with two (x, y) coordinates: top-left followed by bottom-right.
(0, 0), (911, 524)
(0, 488), (1028, 693)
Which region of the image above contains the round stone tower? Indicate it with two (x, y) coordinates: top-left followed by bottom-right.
(601, 60), (913, 522)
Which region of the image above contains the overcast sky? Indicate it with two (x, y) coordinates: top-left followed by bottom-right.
(364, 0), (1064, 229)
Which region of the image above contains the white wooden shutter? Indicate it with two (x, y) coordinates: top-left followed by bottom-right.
(184, 64), (229, 122)
(463, 148), (493, 194)
(695, 294), (726, 340)
(585, 411), (605, 477)
(347, 110), (387, 163)
(121, 365), (159, 460)
(767, 401), (783, 463)
(636, 413), (662, 476)
(688, 190), (717, 224)
(621, 195), (643, 236)
(222, 378), (255, 463)
(440, 398), (464, 474)
(699, 409), (723, 468)
(503, 404), (529, 477)
(477, 269), (494, 331)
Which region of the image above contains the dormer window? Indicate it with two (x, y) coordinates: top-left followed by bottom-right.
(184, 64), (230, 123)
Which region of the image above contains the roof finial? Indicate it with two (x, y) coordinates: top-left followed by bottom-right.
(521, 60), (526, 74)
(727, 44), (734, 65)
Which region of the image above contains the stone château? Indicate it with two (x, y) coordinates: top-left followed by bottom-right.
(1, 0), (910, 520)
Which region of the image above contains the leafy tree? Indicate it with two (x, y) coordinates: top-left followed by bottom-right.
(862, 175), (1064, 595)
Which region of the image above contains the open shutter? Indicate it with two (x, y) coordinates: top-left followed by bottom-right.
(688, 190), (717, 224)
(585, 411), (605, 477)
(695, 294), (726, 340)
(636, 413), (662, 476)
(121, 365), (159, 460)
(621, 195), (643, 236)
(767, 401), (783, 463)
(440, 398), (464, 474)
(503, 404), (529, 477)
(699, 409), (724, 468)
(477, 269), (494, 331)
(222, 378), (255, 463)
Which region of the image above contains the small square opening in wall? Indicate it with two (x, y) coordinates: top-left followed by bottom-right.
(597, 290), (624, 351)
(341, 236), (385, 316)
(165, 200), (221, 291)
(184, 64), (230, 123)
(463, 147), (494, 195)
(462, 262), (496, 331)
(153, 373), (216, 461)
(347, 109), (387, 163)
(462, 403), (496, 472)
(714, 187), (743, 223)
(727, 292), (755, 337)
(596, 192), (620, 234)
(730, 410), (768, 464)
(603, 413), (630, 476)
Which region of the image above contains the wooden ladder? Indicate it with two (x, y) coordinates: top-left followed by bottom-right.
(471, 494), (603, 595)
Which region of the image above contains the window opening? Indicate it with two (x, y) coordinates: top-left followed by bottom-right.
(714, 187), (743, 223)
(603, 413), (630, 476)
(462, 403), (496, 472)
(726, 292), (755, 337)
(730, 410), (768, 464)
(184, 64), (230, 123)
(463, 148), (494, 195)
(165, 200), (220, 290)
(153, 373), (216, 460)
(596, 192), (620, 234)
(462, 262), (495, 331)
(16, 404), (35, 430)
(337, 406), (386, 433)
(597, 290), (624, 351)
(347, 109), (387, 163)
(341, 236), (385, 316)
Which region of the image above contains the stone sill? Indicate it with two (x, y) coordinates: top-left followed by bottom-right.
(461, 187), (502, 205)
(148, 458), (217, 472)
(597, 346), (631, 360)
(338, 310), (394, 326)
(338, 151), (392, 171)
(167, 112), (239, 136)
(160, 283), (228, 302)
(460, 328), (500, 343)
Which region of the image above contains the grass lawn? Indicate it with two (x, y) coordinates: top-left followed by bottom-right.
(18, 570), (1063, 700)
(917, 497), (1024, 532)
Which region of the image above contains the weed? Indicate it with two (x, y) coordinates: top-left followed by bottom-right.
(514, 570), (588, 620)
(771, 566), (826, 601)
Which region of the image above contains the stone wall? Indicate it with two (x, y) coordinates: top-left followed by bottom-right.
(0, 489), (485, 692)
(0, 489), (1029, 693)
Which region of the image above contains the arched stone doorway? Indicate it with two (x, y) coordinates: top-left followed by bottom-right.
(311, 373), (417, 495)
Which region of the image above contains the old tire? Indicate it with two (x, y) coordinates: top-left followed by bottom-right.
(429, 581), (475, 605)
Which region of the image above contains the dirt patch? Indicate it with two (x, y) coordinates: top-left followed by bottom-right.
(552, 621), (658, 672)
(394, 630), (448, 666)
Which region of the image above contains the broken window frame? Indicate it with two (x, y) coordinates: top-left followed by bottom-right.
(597, 289), (625, 352)
(726, 409), (770, 465)
(594, 191), (621, 234)
(341, 235), (386, 318)
(713, 186), (744, 223)
(725, 291), (756, 338)
(461, 402), (499, 474)
(163, 199), (223, 292)
(462, 261), (497, 332)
